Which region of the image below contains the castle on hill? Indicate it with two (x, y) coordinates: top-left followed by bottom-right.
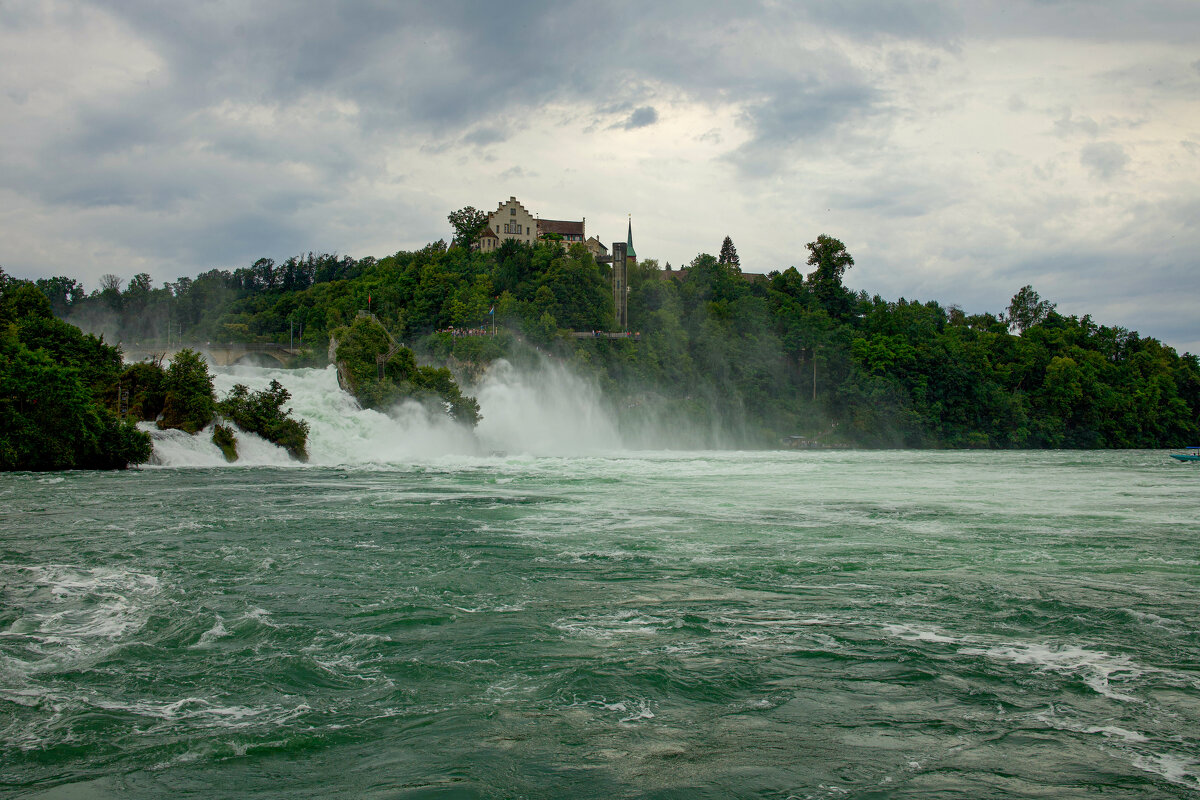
(476, 196), (633, 266)
(476, 196), (637, 329)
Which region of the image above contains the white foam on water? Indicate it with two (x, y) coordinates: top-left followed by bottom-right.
(553, 609), (672, 640)
(569, 697), (656, 723)
(1032, 707), (1149, 743)
(191, 616), (229, 648)
(89, 695), (313, 729)
(882, 623), (958, 644)
(619, 699), (655, 723)
(1130, 752), (1200, 790)
(959, 643), (1143, 701)
(0, 564), (159, 657)
(1085, 725), (1148, 742)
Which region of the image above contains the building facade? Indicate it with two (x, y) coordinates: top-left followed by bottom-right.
(537, 217), (586, 245)
(478, 197), (595, 254)
(585, 237), (608, 260)
(484, 197), (538, 247)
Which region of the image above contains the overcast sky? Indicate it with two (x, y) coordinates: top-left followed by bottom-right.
(3, 1), (1198, 351)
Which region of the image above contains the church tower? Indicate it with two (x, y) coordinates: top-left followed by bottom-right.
(626, 215), (637, 266)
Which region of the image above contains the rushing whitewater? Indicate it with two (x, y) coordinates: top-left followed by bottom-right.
(148, 359), (626, 467)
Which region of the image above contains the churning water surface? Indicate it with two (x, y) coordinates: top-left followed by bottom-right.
(2, 365), (1198, 798)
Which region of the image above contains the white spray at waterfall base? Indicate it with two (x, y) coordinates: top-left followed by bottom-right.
(146, 359), (625, 467)
(472, 359), (623, 455)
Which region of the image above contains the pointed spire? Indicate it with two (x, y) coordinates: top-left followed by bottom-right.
(626, 214), (636, 259)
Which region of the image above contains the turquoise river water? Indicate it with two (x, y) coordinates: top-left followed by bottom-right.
(2, 364), (1198, 798)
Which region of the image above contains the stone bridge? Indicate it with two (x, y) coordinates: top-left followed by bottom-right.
(121, 341), (305, 367)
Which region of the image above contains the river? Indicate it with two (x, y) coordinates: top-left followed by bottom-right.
(2, 364), (1198, 798)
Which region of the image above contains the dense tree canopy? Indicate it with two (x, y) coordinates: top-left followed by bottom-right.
(1, 279), (150, 470)
(8, 228), (1197, 452)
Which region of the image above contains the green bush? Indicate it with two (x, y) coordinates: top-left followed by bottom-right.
(159, 349), (215, 433)
(217, 380), (310, 461)
(211, 422), (239, 462)
(332, 316), (480, 425)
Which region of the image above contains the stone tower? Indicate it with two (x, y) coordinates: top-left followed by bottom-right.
(611, 241), (627, 330)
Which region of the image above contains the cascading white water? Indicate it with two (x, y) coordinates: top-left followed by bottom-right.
(146, 359), (625, 467)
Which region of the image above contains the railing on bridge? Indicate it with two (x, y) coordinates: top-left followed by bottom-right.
(122, 341), (303, 354)
(570, 331), (641, 341)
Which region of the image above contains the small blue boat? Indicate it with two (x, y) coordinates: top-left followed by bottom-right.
(1170, 447), (1200, 462)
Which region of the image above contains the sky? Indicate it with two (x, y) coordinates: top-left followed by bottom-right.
(2, 0), (1198, 351)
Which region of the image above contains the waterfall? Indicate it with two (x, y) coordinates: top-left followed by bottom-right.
(146, 360), (624, 467)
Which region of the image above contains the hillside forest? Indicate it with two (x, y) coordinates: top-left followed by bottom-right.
(3, 228), (1198, 467)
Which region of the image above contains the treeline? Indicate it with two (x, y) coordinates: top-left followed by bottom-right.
(1, 270), (312, 470)
(10, 229), (1200, 451)
(0, 280), (150, 469)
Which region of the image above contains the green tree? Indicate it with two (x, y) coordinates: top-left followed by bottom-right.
(805, 235), (854, 318)
(159, 349), (215, 433)
(1007, 285), (1056, 334)
(718, 236), (740, 270)
(0, 279), (150, 470)
(448, 206), (488, 251)
(35, 276), (85, 316)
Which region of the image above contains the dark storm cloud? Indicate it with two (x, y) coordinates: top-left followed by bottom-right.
(81, 1), (919, 153)
(26, 0), (1200, 170)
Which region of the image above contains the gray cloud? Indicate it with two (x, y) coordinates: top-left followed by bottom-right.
(3, 0), (1199, 351)
(803, 0), (962, 42)
(622, 106), (659, 130)
(1080, 142), (1130, 180)
(463, 127), (510, 147)
(1054, 108), (1100, 138)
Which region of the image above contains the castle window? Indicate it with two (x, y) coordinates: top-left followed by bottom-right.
(510, 208), (516, 215)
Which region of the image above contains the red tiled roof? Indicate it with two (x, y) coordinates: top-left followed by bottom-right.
(537, 218), (584, 236)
